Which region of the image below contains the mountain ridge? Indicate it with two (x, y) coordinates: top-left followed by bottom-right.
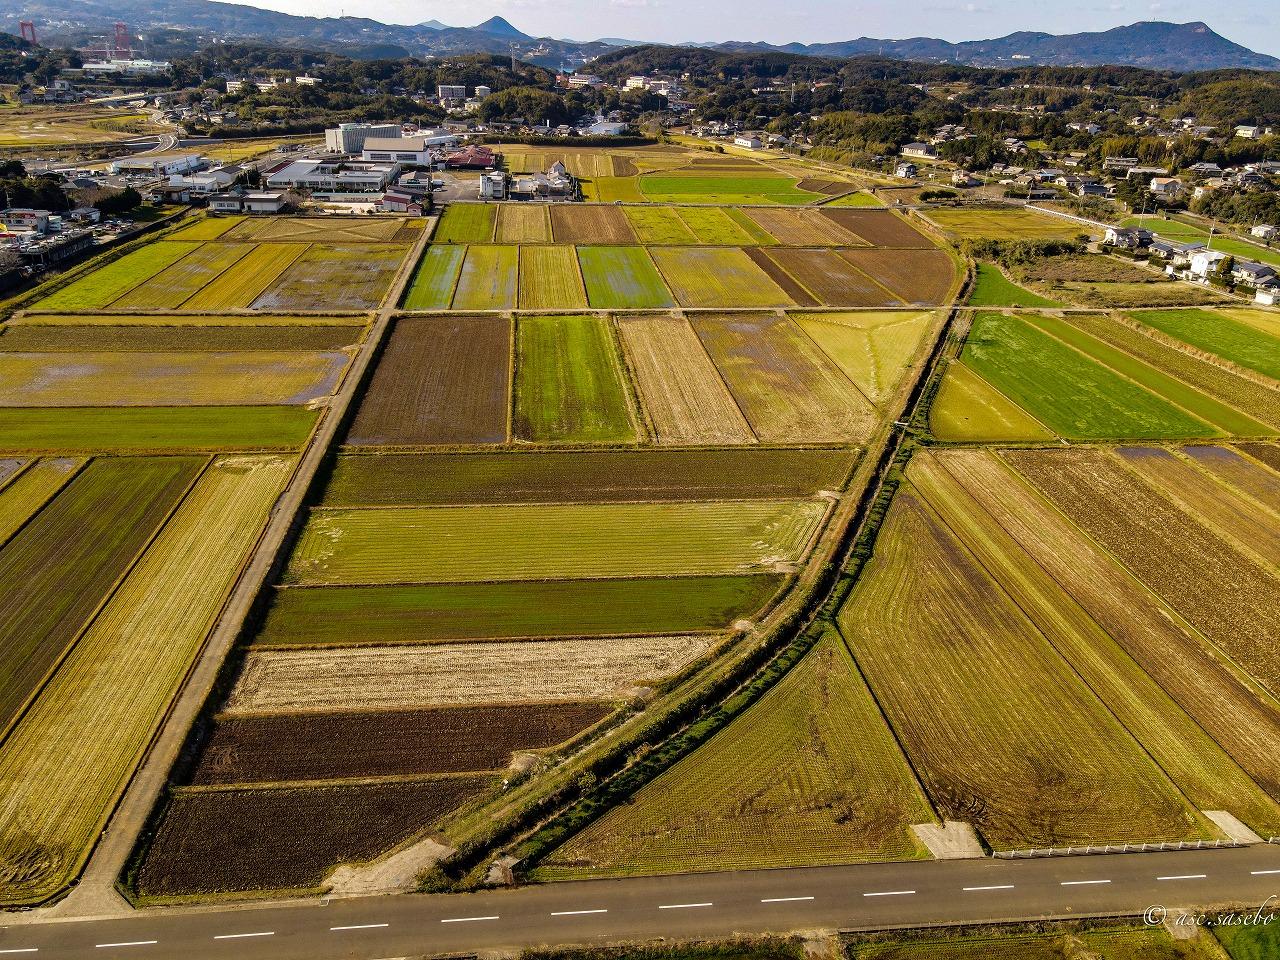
(0, 2), (1275, 72)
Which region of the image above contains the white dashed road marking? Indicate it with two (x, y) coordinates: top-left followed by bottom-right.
(863, 890), (915, 897)
(440, 916), (499, 924)
(212, 932), (274, 940)
(1158, 875), (1207, 881)
(963, 885), (1015, 891)
(329, 924), (389, 931)
(658, 902), (713, 910)
(761, 896), (815, 903)
(1061, 880), (1110, 886)
(0, 950), (39, 955)
(551, 910), (608, 916)
(1252, 869), (1280, 875)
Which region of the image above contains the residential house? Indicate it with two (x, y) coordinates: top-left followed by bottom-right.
(1232, 260), (1277, 288)
(1148, 177), (1183, 198)
(900, 143), (937, 160)
(1251, 224), (1278, 241)
(734, 135), (763, 150)
(0, 208), (51, 233)
(1103, 226), (1153, 250)
(378, 190), (424, 214)
(951, 170), (981, 187)
(1235, 125), (1263, 139)
(1188, 249), (1230, 279)
(895, 161), (918, 179)
(479, 171), (506, 199)
(1187, 162), (1222, 177)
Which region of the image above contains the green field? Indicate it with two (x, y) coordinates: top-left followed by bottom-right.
(256, 575), (784, 645)
(624, 206), (697, 244)
(0, 407), (317, 453)
(285, 499), (828, 585)
(578, 246), (675, 309)
(652, 248), (791, 308)
(433, 204), (495, 243)
(35, 242), (202, 310)
(824, 191), (883, 207)
(181, 243), (307, 311)
(401, 246), (465, 310)
(1023, 314), (1272, 436)
(961, 312), (1215, 440)
(678, 206), (774, 245)
(849, 922), (1213, 960)
(535, 631), (933, 878)
(452, 245), (518, 310)
(1134, 309), (1280, 381)
(929, 361), (1055, 442)
(513, 314), (638, 443)
(969, 262), (1062, 307)
(640, 174), (820, 204)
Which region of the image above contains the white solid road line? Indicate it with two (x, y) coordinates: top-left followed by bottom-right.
(329, 924), (389, 931)
(440, 916), (500, 923)
(1252, 869), (1280, 875)
(963, 885), (1015, 891)
(96, 947), (158, 957)
(658, 902), (714, 909)
(212, 932), (275, 940)
(863, 890), (915, 897)
(761, 896), (816, 903)
(1061, 880), (1111, 886)
(551, 909), (609, 916)
(1157, 874), (1207, 881)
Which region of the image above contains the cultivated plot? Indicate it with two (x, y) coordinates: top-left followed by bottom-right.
(284, 499), (828, 585)
(345, 315), (511, 446)
(226, 635), (715, 712)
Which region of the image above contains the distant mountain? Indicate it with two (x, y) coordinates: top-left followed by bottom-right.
(711, 21), (1280, 71)
(0, 0), (609, 65)
(471, 16), (526, 39)
(0, 1), (1275, 74)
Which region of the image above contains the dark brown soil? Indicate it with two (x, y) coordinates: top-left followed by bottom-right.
(345, 315), (510, 445)
(192, 703), (611, 784)
(744, 247), (819, 306)
(135, 777), (489, 895)
(838, 248), (956, 305)
(820, 209), (935, 248)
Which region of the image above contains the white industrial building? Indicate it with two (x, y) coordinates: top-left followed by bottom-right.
(110, 152), (206, 177)
(438, 84), (467, 100)
(266, 159), (398, 196)
(209, 191), (287, 213)
(324, 122), (401, 155)
(361, 131), (458, 164)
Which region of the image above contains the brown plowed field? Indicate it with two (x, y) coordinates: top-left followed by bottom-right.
(820, 209), (936, 248)
(744, 248), (818, 306)
(136, 776), (490, 895)
(838, 248), (956, 305)
(192, 703), (612, 784)
(345, 315), (510, 445)
(321, 448), (857, 505)
(763, 249), (899, 306)
(743, 209), (863, 246)
(1184, 445), (1280, 512)
(1240, 443), (1280, 475)
(796, 178), (855, 195)
(615, 314), (756, 445)
(939, 447), (1280, 803)
(691, 313), (876, 443)
(1003, 448), (1280, 700)
(550, 205), (637, 244)
(611, 157), (639, 176)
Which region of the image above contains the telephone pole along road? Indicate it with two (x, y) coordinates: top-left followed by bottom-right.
(7, 846), (1280, 958)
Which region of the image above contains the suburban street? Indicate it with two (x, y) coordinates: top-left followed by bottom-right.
(5, 846), (1280, 958)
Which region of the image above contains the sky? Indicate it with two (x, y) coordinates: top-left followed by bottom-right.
(237, 0), (1280, 56)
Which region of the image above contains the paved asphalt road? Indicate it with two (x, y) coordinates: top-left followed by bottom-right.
(6, 846), (1280, 958)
